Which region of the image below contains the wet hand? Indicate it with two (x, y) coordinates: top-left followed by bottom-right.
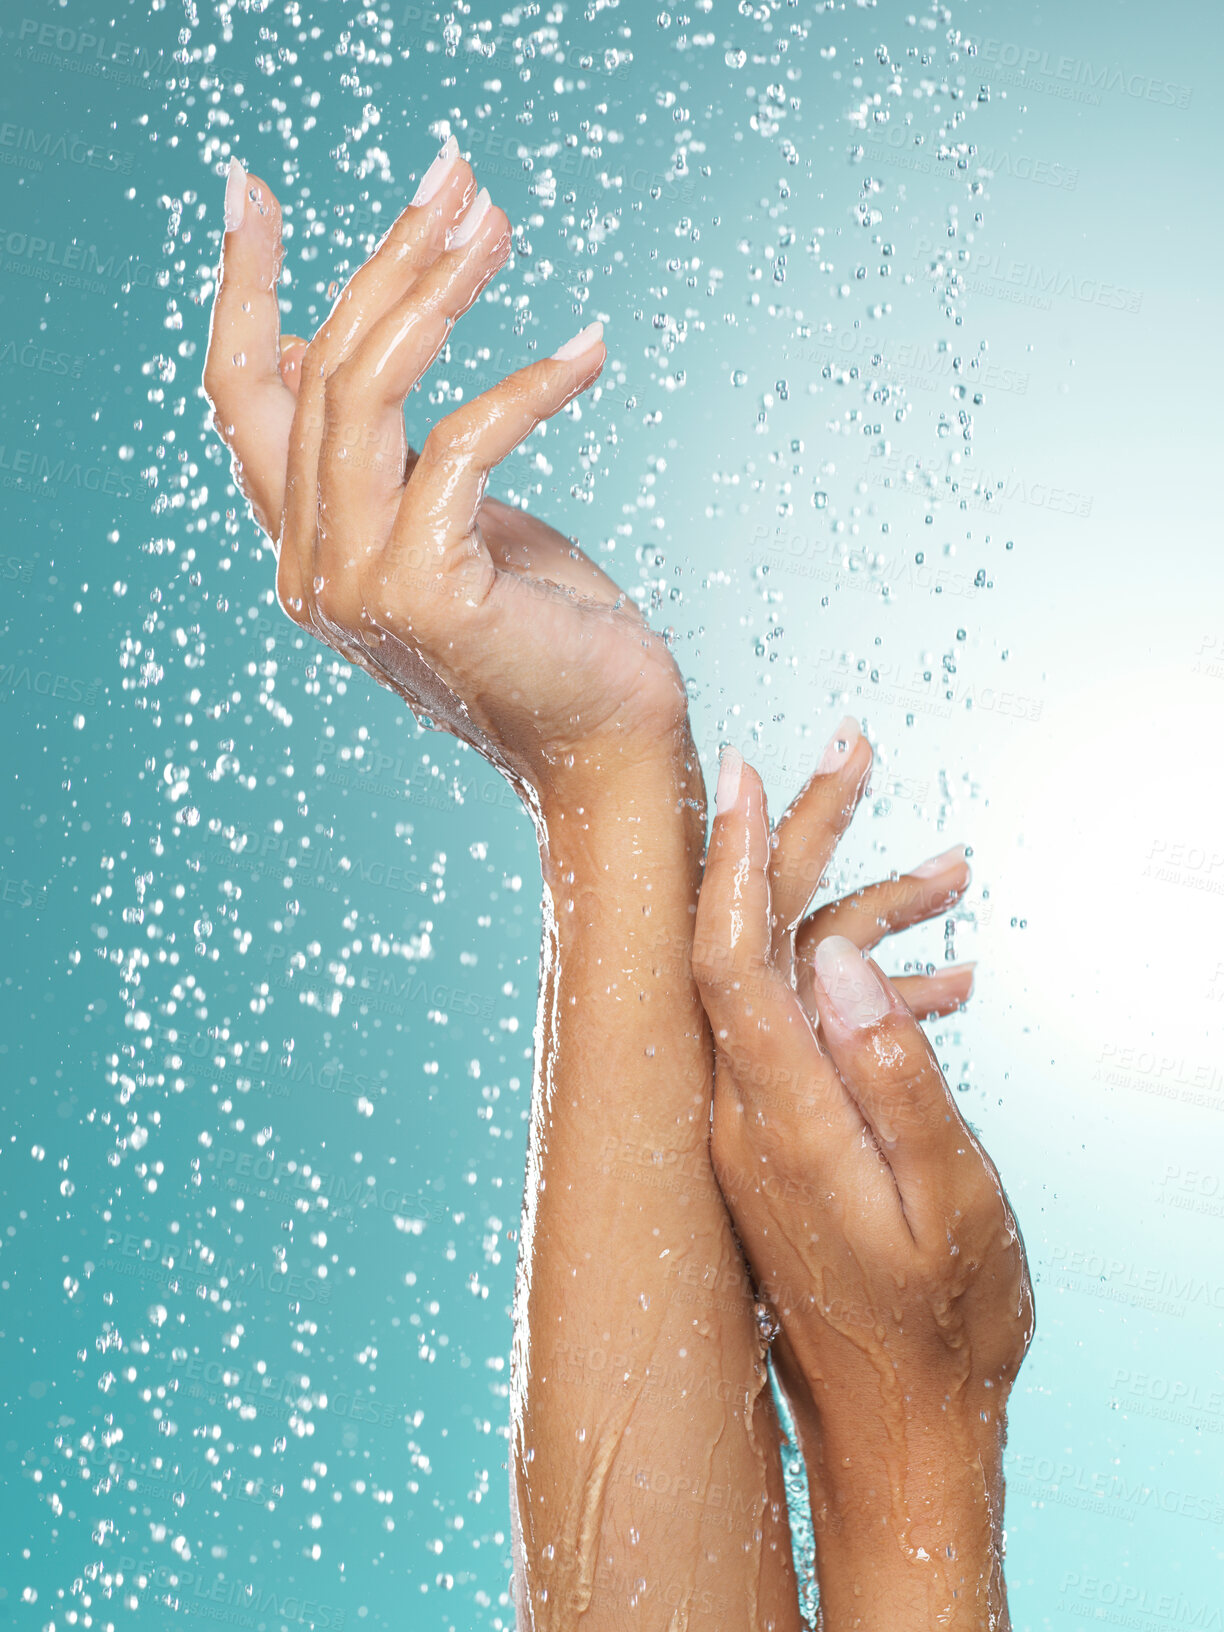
(691, 721), (1033, 1625)
(203, 140), (691, 818)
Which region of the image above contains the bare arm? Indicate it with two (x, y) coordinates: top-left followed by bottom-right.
(511, 749), (800, 1629)
(204, 144), (802, 1631)
(694, 733), (1033, 1630)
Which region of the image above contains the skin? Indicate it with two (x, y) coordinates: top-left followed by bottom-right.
(203, 146), (1022, 1627)
(204, 148), (801, 1629)
(692, 732), (1034, 1631)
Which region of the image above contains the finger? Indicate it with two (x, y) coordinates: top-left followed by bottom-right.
(768, 716), (873, 947)
(315, 136), (475, 366)
(304, 189), (514, 634)
(807, 936), (992, 1239)
(695, 756), (862, 1142)
(277, 145), (481, 627)
(203, 160), (296, 536)
(692, 749), (775, 1026)
(477, 495), (630, 608)
(377, 319), (603, 620)
(795, 843), (970, 961)
(392, 462), (629, 606)
(278, 334), (308, 395)
(892, 962), (975, 1020)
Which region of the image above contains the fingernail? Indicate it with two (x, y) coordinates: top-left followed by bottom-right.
(449, 185), (492, 248)
(814, 935), (891, 1029)
(911, 843), (969, 882)
(224, 157), (246, 232)
(942, 960), (976, 996)
(552, 320), (605, 361)
(411, 134), (459, 206)
(715, 747), (743, 816)
(816, 715), (861, 775)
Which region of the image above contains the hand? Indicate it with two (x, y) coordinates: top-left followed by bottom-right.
(691, 719), (1033, 1628)
(203, 141), (692, 820)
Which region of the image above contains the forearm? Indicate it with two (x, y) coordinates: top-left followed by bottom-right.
(809, 1465), (1009, 1630)
(774, 1347), (1011, 1631)
(510, 743), (801, 1631)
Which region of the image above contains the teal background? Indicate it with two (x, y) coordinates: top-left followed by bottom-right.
(2, 0), (1222, 1626)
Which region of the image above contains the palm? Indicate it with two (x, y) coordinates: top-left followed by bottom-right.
(355, 490), (684, 755)
(694, 742), (1032, 1425)
(205, 157), (688, 798)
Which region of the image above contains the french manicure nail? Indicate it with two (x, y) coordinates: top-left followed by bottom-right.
(814, 935), (891, 1029)
(552, 320), (605, 361)
(942, 960), (976, 995)
(449, 186), (492, 248)
(224, 157), (246, 232)
(715, 747), (743, 816)
(816, 714), (861, 776)
(911, 843), (969, 881)
(554, 316), (607, 359)
(411, 134), (459, 206)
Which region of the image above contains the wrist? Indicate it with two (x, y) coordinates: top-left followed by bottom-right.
(806, 1415), (1009, 1631)
(537, 724), (707, 896)
(537, 718), (704, 827)
(771, 1338), (1012, 1630)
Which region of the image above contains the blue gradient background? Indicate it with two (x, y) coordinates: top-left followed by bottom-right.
(2, 0), (1222, 1627)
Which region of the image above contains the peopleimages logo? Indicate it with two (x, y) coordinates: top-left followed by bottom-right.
(0, 229), (162, 295)
(0, 874), (48, 910)
(860, 124), (1079, 192)
(1007, 1451), (1224, 1527)
(9, 19), (161, 89)
(0, 663), (102, 706)
(1142, 837), (1224, 895)
(1111, 1369), (1224, 1440)
(747, 523), (985, 599)
(797, 323), (1031, 396)
(1045, 1243), (1224, 1316)
(210, 1148), (451, 1226)
(0, 120), (136, 174)
(0, 340), (88, 378)
(102, 1230), (332, 1305)
(169, 1352), (412, 1431)
(862, 445), (1094, 519)
(978, 39), (1193, 109)
(1093, 1040), (1224, 1113)
(1060, 1576), (1220, 1628)
(108, 1559), (346, 1629)
(914, 236), (1143, 316)
(0, 443), (140, 498)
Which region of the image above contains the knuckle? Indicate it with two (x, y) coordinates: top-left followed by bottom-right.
(961, 1166), (1009, 1232)
(323, 362), (365, 430)
(384, 206), (422, 246)
(719, 1038), (800, 1111)
(693, 935), (761, 995)
(873, 1014), (933, 1078)
(301, 334), (332, 380)
(312, 581), (345, 629)
(275, 562), (312, 630)
(277, 594), (312, 633)
(201, 362), (230, 409)
(690, 934), (731, 987)
(321, 386), (370, 460)
(361, 571), (409, 635)
(887, 1079), (946, 1137)
(893, 875), (930, 918)
(422, 410), (480, 464)
(775, 849), (827, 905)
